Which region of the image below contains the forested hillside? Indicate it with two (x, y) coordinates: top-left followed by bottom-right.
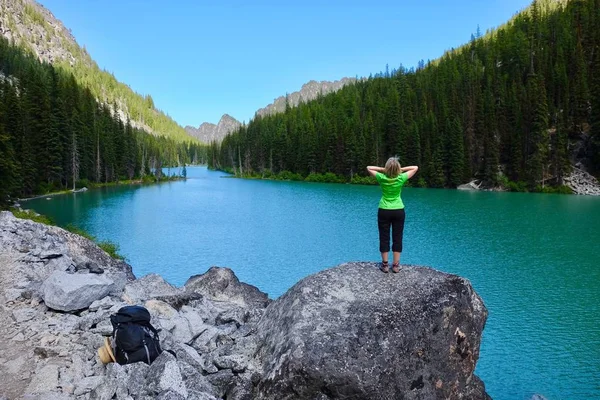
(209, 0), (600, 191)
(0, 0), (194, 142)
(0, 36), (205, 206)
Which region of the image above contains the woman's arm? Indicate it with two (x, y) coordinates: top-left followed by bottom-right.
(401, 165), (419, 179)
(366, 166), (384, 177)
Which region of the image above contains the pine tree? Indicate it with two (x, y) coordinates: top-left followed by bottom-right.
(527, 74), (550, 188)
(590, 42), (600, 172)
(446, 117), (465, 187)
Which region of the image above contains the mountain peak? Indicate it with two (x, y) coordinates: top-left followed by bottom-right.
(185, 116), (241, 143)
(255, 77), (356, 118)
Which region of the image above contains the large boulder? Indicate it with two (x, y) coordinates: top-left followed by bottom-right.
(122, 273), (182, 304)
(252, 262), (489, 400)
(41, 270), (115, 312)
(185, 267), (271, 309)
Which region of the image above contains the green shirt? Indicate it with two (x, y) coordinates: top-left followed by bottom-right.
(376, 172), (409, 209)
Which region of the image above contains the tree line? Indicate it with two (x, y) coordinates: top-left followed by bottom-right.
(0, 36), (206, 207)
(209, 0), (600, 191)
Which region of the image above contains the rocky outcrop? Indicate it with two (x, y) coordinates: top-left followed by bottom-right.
(185, 114), (242, 144)
(0, 211), (490, 399)
(255, 78), (357, 118)
(185, 267), (270, 310)
(41, 270), (116, 312)
(564, 167), (600, 195)
(252, 263), (489, 400)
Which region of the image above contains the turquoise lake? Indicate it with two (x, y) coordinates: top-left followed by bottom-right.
(23, 166), (600, 399)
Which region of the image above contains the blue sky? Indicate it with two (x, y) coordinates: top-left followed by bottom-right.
(39, 0), (533, 127)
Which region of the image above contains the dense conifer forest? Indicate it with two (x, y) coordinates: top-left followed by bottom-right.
(1, 1), (193, 142)
(0, 36), (205, 206)
(209, 0), (600, 191)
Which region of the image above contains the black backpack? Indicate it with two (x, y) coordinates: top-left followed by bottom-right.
(110, 305), (162, 365)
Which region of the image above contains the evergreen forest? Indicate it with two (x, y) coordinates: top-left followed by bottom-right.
(0, 36), (205, 207)
(209, 0), (600, 191)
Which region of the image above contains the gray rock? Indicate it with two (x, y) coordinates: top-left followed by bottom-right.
(213, 353), (248, 373)
(529, 395), (549, 400)
(4, 288), (22, 302)
(156, 391), (186, 400)
(74, 376), (104, 396)
(252, 262), (490, 400)
(89, 319), (113, 336)
(226, 376), (254, 400)
(155, 291), (204, 310)
(147, 352), (188, 398)
(24, 393), (74, 400)
(185, 267), (270, 310)
(88, 296), (117, 312)
(41, 270), (114, 312)
(216, 321), (238, 336)
(40, 250), (63, 259)
(206, 369), (234, 399)
(12, 307), (37, 323)
(187, 392), (219, 400)
(170, 343), (204, 370)
(25, 364), (59, 394)
(178, 361), (216, 397)
(216, 307), (249, 327)
(145, 299), (178, 319)
(123, 274), (181, 304)
(121, 362), (151, 397)
(230, 323), (255, 340)
(76, 261), (104, 274)
(33, 347), (59, 359)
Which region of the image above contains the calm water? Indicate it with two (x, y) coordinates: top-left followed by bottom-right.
(24, 166), (600, 400)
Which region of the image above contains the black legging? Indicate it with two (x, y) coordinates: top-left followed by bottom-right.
(377, 208), (406, 253)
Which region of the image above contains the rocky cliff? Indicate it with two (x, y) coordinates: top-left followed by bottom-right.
(185, 115), (242, 144)
(255, 78), (357, 118)
(0, 211), (490, 399)
(187, 78), (357, 144)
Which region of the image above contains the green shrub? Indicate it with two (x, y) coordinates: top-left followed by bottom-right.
(261, 170), (275, 179)
(502, 178), (528, 192)
(536, 184), (572, 194)
(75, 179), (91, 189)
(65, 224), (95, 241)
(350, 175), (377, 185)
(37, 181), (62, 194)
(277, 171), (304, 181)
(98, 241), (124, 260)
(142, 175), (156, 184)
(10, 208), (55, 225)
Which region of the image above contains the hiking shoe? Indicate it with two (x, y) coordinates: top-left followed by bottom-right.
(380, 262), (389, 273)
(392, 263), (400, 273)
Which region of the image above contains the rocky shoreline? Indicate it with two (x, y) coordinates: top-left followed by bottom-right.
(0, 211), (491, 399)
(563, 167), (600, 195)
(457, 167), (600, 195)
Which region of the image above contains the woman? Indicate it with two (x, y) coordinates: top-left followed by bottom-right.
(367, 158), (418, 273)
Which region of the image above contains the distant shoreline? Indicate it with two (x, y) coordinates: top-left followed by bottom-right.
(18, 176), (185, 202)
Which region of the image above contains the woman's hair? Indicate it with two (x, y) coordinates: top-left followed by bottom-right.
(384, 157), (401, 178)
